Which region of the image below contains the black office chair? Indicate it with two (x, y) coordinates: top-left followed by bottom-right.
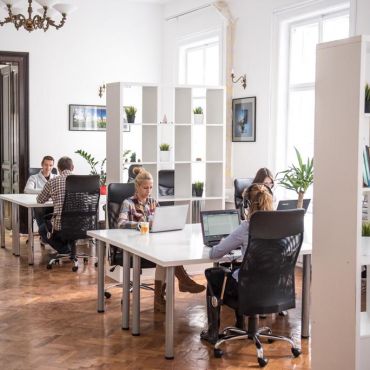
(233, 178), (253, 220)
(29, 167), (58, 176)
(210, 209), (304, 367)
(104, 182), (156, 299)
(158, 170), (175, 206)
(47, 175), (100, 271)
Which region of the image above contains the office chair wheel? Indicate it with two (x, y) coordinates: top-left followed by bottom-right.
(104, 291), (111, 299)
(267, 338), (274, 344)
(83, 258), (88, 264)
(257, 357), (268, 367)
(94, 262), (98, 268)
(72, 266), (78, 272)
(291, 348), (301, 357)
(46, 264), (52, 270)
(214, 348), (223, 358)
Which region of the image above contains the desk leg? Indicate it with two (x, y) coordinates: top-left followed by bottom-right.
(27, 208), (34, 265)
(12, 203), (20, 256)
(0, 199), (5, 248)
(132, 255), (141, 336)
(122, 250), (130, 330)
(165, 266), (175, 360)
(97, 240), (106, 313)
(301, 254), (311, 338)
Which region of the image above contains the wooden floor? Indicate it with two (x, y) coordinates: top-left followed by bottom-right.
(0, 234), (311, 370)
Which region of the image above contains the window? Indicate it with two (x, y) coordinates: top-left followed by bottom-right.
(284, 10), (349, 167)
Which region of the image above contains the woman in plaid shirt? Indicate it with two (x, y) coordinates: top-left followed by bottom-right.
(117, 167), (205, 313)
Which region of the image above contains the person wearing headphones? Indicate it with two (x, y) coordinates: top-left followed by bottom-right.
(200, 183), (274, 344)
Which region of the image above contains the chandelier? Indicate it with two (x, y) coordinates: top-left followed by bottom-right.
(0, 0), (75, 32)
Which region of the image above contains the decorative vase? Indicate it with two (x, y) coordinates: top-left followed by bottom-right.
(160, 150), (170, 162)
(127, 115), (135, 123)
(365, 100), (370, 114)
(194, 113), (204, 124)
(100, 185), (107, 195)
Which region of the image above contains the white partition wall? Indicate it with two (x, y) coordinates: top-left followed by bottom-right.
(312, 35), (370, 370)
(106, 83), (225, 218)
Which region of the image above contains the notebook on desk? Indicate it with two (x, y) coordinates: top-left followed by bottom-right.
(150, 204), (189, 233)
(200, 209), (240, 247)
(277, 199), (311, 213)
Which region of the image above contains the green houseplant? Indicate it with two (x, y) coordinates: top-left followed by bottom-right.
(193, 106), (204, 124)
(277, 147), (314, 209)
(125, 106), (137, 123)
(363, 221), (370, 237)
(159, 143), (171, 162)
(365, 83), (370, 113)
(193, 181), (204, 197)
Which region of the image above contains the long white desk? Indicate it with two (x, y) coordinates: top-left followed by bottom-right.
(0, 194), (53, 265)
(87, 223), (312, 359)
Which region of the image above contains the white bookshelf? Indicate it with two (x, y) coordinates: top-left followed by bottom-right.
(312, 35), (370, 370)
(106, 83), (226, 222)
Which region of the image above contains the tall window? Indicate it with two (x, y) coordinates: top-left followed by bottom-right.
(285, 10), (349, 166)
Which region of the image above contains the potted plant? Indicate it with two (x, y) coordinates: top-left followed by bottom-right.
(277, 147), (314, 209)
(193, 106), (204, 124)
(363, 221), (370, 237)
(130, 151), (136, 163)
(365, 83), (370, 114)
(125, 106), (137, 123)
(192, 181), (204, 197)
(75, 149), (107, 194)
(159, 143), (171, 162)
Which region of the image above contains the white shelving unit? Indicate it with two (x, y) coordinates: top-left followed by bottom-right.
(312, 35), (370, 370)
(106, 83), (226, 223)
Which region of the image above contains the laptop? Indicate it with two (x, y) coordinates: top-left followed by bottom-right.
(150, 204), (189, 233)
(277, 199), (311, 213)
(200, 209), (240, 247)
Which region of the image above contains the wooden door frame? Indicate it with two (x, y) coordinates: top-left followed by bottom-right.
(0, 51), (29, 193)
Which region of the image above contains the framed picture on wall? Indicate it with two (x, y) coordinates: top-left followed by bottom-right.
(232, 97), (256, 142)
(69, 104), (106, 131)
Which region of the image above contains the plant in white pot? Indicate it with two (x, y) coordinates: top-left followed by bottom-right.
(193, 106), (204, 124)
(159, 143), (171, 162)
(277, 147), (314, 209)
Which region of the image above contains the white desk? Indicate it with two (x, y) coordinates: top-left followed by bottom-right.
(0, 194), (53, 265)
(87, 223), (312, 359)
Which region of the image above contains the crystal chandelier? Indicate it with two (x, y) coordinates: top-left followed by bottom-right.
(0, 0), (75, 32)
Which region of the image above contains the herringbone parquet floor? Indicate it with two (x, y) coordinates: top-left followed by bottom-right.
(0, 233), (310, 370)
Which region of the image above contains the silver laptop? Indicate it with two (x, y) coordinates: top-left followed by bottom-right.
(277, 199), (311, 213)
(150, 205), (189, 233)
(200, 210), (240, 247)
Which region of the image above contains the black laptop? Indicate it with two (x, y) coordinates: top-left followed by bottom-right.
(277, 199), (311, 213)
(200, 210), (240, 247)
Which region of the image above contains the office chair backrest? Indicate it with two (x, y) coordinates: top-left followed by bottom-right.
(107, 183), (135, 228)
(237, 209), (304, 315)
(234, 178), (253, 219)
(158, 170), (174, 196)
(127, 164), (142, 183)
(60, 175), (100, 240)
(29, 167), (58, 176)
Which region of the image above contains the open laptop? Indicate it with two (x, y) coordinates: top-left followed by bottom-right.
(150, 204), (189, 233)
(200, 209), (240, 247)
(277, 199), (311, 213)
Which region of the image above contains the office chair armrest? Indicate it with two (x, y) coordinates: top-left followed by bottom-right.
(205, 267), (230, 307)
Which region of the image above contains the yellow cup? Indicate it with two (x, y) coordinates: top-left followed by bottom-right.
(138, 221), (149, 235)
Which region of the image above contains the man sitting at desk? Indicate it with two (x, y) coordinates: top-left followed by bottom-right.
(24, 155), (56, 242)
(36, 156), (74, 255)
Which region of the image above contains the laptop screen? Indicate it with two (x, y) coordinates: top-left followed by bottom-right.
(201, 210), (240, 244)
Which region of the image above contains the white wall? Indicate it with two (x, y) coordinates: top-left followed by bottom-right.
(352, 0), (370, 34)
(0, 0), (162, 174)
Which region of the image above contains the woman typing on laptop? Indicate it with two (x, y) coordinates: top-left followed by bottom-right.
(201, 183), (274, 344)
(117, 167), (205, 313)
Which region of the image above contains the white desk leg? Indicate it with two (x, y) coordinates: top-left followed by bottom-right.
(132, 254), (141, 336)
(11, 203), (20, 256)
(0, 199), (5, 248)
(122, 250), (130, 330)
(165, 266), (175, 360)
(301, 254), (311, 338)
(97, 240), (106, 313)
(27, 208), (34, 265)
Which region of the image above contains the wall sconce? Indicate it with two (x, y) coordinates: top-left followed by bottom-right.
(231, 70), (247, 89)
(98, 84), (106, 98)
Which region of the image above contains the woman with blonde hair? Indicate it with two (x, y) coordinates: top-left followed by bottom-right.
(201, 183), (274, 344)
(117, 167), (205, 312)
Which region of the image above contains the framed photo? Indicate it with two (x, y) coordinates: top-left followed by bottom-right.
(232, 97), (256, 142)
(69, 105), (106, 131)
